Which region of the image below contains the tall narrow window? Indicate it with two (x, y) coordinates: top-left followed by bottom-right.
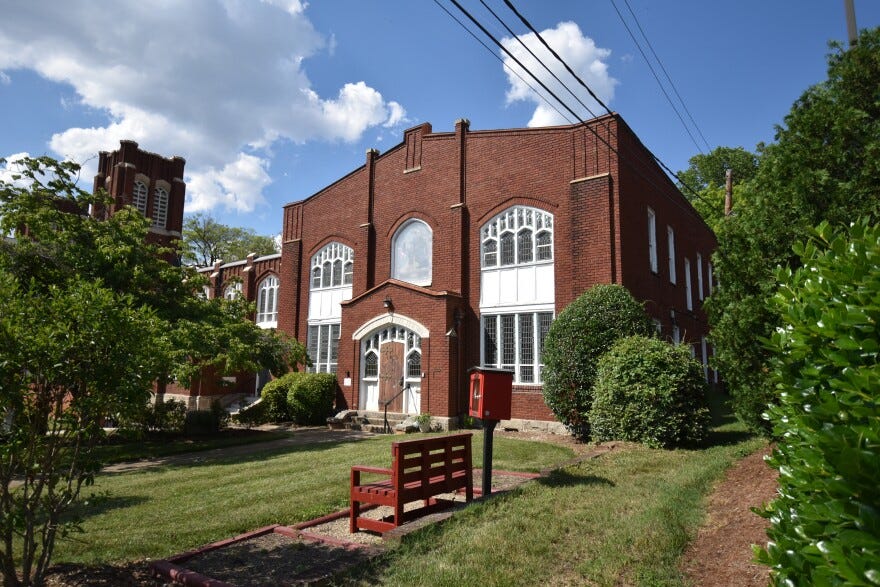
(708, 262), (714, 294)
(684, 258), (693, 311)
(392, 219), (432, 286)
(697, 253), (704, 301)
(516, 229), (533, 264)
(667, 226), (676, 284)
(132, 180), (148, 215)
(500, 232), (515, 266)
(701, 337), (709, 382)
(256, 275), (279, 325)
(152, 186), (168, 229)
(647, 207), (658, 273)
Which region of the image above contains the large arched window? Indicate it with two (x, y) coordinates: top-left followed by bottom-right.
(479, 205), (555, 384)
(152, 186), (169, 229)
(132, 180), (148, 215)
(481, 206), (553, 268)
(310, 242), (353, 290)
(392, 219), (432, 286)
(256, 275), (279, 326)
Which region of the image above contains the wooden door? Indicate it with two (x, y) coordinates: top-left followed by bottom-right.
(379, 341), (404, 412)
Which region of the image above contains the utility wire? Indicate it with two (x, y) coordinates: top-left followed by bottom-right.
(621, 0), (711, 151)
(489, 0), (708, 204)
(478, 0), (601, 122)
(609, 0), (705, 154)
(432, 0), (575, 126)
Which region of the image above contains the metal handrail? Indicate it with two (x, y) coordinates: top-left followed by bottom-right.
(382, 379), (410, 434)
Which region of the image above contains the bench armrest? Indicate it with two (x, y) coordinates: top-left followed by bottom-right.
(351, 466), (392, 476)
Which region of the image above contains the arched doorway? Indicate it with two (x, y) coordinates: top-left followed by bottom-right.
(360, 325), (422, 414)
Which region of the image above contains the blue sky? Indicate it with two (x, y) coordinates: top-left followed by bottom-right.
(2, 1), (878, 237)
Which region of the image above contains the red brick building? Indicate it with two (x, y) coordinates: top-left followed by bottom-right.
(192, 115), (715, 430)
(92, 140), (187, 254)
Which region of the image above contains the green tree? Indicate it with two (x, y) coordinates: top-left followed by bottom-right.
(677, 146), (758, 233)
(756, 220), (880, 585)
(541, 284), (654, 439)
(0, 156), (303, 586)
(181, 212), (278, 266)
(706, 29), (880, 433)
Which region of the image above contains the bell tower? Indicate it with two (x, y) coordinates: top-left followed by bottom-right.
(92, 140), (186, 259)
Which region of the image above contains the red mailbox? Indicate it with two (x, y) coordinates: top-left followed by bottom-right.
(468, 367), (513, 421)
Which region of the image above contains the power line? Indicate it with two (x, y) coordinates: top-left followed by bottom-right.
(492, 0), (708, 204)
(478, 0), (601, 122)
(608, 0), (705, 154)
(620, 0), (711, 151)
(431, 0), (576, 126)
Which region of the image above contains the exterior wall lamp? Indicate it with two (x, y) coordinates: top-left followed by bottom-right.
(383, 296), (393, 311)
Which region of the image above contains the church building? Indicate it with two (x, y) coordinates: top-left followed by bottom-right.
(192, 114), (716, 431)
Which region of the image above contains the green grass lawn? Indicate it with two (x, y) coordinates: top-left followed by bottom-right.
(54, 411), (767, 587)
(55, 431), (572, 564)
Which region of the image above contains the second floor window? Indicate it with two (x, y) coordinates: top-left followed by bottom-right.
(481, 206), (553, 269)
(152, 186), (168, 229)
(256, 275), (279, 325)
(311, 242), (354, 290)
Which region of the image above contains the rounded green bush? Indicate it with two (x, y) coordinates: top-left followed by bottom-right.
(260, 375), (293, 422)
(542, 284), (654, 438)
(590, 335), (710, 448)
(287, 372), (337, 425)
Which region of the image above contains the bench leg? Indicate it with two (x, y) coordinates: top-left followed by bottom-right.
(350, 499), (360, 533)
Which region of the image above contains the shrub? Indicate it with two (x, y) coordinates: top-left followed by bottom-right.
(184, 407), (223, 435)
(542, 284), (654, 438)
(260, 376), (292, 422)
(755, 220), (880, 584)
(149, 398), (187, 433)
(590, 336), (710, 448)
(287, 373), (337, 425)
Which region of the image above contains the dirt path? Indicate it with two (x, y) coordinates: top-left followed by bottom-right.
(681, 444), (778, 587)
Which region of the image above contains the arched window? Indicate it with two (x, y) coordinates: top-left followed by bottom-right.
(224, 282), (242, 300)
(256, 275), (279, 326)
(364, 351), (378, 378)
(152, 186), (169, 229)
(310, 242), (354, 291)
(481, 206), (553, 269)
(392, 219), (432, 286)
(406, 351), (421, 379)
(132, 180), (148, 215)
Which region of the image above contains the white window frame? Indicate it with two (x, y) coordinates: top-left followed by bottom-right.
(151, 186), (168, 229)
(133, 180), (148, 215)
(308, 322), (340, 373)
(697, 253), (704, 301)
(391, 219), (432, 286)
(647, 207), (658, 273)
(684, 257), (693, 311)
(224, 281), (242, 300)
(481, 206), (554, 269)
(311, 242), (354, 291)
(481, 311), (553, 384)
(256, 275), (279, 327)
(667, 226), (676, 284)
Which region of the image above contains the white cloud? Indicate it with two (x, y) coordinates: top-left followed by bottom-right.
(186, 153), (272, 214)
(501, 22), (617, 127)
(0, 71), (10, 85)
(0, 0), (406, 213)
(0, 153), (32, 188)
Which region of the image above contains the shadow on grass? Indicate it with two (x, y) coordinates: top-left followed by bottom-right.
(65, 494), (150, 523)
(703, 428), (755, 448)
(537, 469), (615, 489)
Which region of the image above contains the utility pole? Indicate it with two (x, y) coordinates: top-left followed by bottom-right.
(724, 168), (733, 216)
(844, 0), (858, 46)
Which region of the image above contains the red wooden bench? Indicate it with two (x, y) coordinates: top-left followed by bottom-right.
(350, 432), (474, 534)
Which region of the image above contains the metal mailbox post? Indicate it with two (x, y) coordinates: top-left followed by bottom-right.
(468, 367), (513, 496)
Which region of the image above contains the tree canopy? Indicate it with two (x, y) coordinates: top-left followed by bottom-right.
(0, 156), (303, 586)
(181, 212), (278, 266)
(706, 28), (880, 432)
